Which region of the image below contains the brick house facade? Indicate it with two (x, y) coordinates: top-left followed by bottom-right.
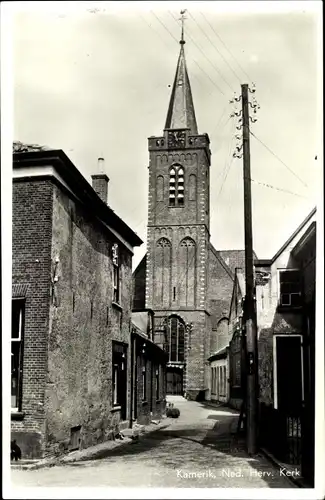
(226, 207), (316, 484)
(11, 144), (143, 458)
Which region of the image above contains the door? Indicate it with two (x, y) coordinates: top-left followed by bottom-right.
(275, 335), (303, 413)
(166, 368), (183, 395)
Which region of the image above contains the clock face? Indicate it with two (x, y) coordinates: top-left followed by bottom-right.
(168, 130), (186, 149)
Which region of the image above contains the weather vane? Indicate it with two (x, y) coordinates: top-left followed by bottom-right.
(179, 9), (187, 44)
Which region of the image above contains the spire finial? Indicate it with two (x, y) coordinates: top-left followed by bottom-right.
(180, 9), (187, 45)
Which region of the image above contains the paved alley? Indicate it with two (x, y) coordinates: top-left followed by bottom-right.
(11, 397), (296, 489)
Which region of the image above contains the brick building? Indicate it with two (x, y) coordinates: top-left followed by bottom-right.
(133, 34), (245, 400)
(227, 207), (316, 484)
(11, 142), (144, 458)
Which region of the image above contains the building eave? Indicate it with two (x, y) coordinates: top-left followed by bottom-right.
(270, 207), (316, 264)
(13, 149), (143, 248)
(208, 345), (229, 362)
(291, 221), (316, 258)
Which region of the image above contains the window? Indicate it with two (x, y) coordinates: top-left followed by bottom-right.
(112, 243), (120, 303)
(154, 238), (172, 308)
(179, 238), (196, 307)
(166, 316), (185, 362)
(169, 165), (185, 207)
(279, 269), (301, 307)
(112, 342), (127, 419)
(11, 300), (24, 411)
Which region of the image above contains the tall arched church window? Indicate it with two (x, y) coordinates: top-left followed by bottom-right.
(166, 316), (185, 362)
(169, 165), (185, 207)
(154, 238), (172, 308)
(179, 237), (196, 307)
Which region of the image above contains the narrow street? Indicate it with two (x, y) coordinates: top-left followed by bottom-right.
(11, 397), (295, 489)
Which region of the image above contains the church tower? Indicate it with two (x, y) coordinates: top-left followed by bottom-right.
(145, 25), (212, 400)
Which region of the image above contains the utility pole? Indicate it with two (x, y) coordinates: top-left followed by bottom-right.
(231, 83), (260, 455)
(241, 83), (258, 455)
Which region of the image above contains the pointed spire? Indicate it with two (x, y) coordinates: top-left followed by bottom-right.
(164, 11), (198, 135)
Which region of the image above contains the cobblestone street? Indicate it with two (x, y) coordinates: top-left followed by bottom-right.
(11, 397), (296, 489)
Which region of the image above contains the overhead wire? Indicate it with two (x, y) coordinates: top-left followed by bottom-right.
(168, 10), (235, 94)
(141, 12), (214, 98)
(199, 11), (252, 83)
(150, 10), (226, 97)
(250, 130), (309, 189)
(250, 178), (309, 199)
(188, 11), (242, 85)
(216, 118), (236, 200)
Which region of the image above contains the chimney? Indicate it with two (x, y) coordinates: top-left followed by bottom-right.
(91, 158), (109, 204)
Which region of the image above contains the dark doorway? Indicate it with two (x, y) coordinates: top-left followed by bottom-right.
(276, 335), (303, 413)
(112, 341), (128, 420)
(167, 367), (183, 395)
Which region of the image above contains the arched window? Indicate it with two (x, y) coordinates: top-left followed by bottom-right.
(169, 165), (185, 207)
(165, 316), (185, 362)
(154, 238), (172, 307)
(179, 237), (196, 307)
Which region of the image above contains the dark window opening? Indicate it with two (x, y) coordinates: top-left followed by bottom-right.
(11, 300), (24, 411)
(167, 316), (185, 362)
(279, 270), (301, 307)
(70, 425), (81, 451)
(112, 243), (120, 304)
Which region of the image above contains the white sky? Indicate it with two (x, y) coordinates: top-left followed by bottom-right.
(7, 1), (323, 269)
